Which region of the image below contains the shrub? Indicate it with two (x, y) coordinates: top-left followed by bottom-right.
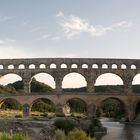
(54, 119), (75, 134)
(0, 132), (9, 140)
(11, 133), (30, 140)
(54, 129), (66, 140)
(67, 129), (95, 140)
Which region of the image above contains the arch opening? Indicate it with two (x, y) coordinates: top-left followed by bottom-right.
(31, 98), (55, 117)
(50, 63), (56, 69)
(132, 74), (140, 93)
(102, 64), (108, 69)
(121, 64), (127, 69)
(0, 65), (3, 69)
(135, 101), (140, 119)
(0, 74), (23, 93)
(71, 64), (78, 68)
(18, 64), (25, 69)
(82, 64), (88, 69)
(95, 73), (124, 93)
(131, 64), (136, 69)
(29, 64), (35, 69)
(65, 98), (87, 117)
(62, 72), (87, 92)
(8, 64), (14, 69)
(92, 64), (98, 69)
(0, 98), (22, 118)
(97, 98), (125, 120)
(39, 64), (46, 69)
(61, 64), (67, 68)
(112, 64), (117, 69)
(31, 73), (55, 92)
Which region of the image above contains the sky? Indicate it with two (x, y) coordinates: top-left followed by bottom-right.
(0, 0), (140, 87)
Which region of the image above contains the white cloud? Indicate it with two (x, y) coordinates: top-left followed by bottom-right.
(0, 16), (15, 22)
(57, 12), (132, 39)
(51, 36), (61, 41)
(41, 34), (50, 39)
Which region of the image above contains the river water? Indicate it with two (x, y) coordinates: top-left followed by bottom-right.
(96, 118), (140, 140)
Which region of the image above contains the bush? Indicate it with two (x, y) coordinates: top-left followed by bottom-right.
(11, 133), (30, 140)
(67, 129), (95, 140)
(0, 132), (9, 140)
(54, 119), (75, 134)
(54, 129), (66, 140)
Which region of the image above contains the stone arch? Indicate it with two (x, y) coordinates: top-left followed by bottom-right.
(71, 64), (78, 68)
(30, 98), (55, 115)
(50, 63), (56, 69)
(131, 64), (136, 69)
(29, 64), (35, 69)
(61, 64), (67, 68)
(95, 73), (124, 86)
(102, 64), (108, 69)
(92, 64), (98, 69)
(82, 64), (88, 69)
(62, 72), (87, 89)
(39, 64), (46, 69)
(0, 73), (22, 86)
(121, 64), (127, 69)
(132, 73), (140, 93)
(8, 64), (14, 69)
(112, 64), (118, 69)
(18, 64), (25, 69)
(0, 98), (22, 117)
(65, 98), (87, 115)
(99, 97), (127, 119)
(30, 72), (56, 91)
(0, 65), (3, 69)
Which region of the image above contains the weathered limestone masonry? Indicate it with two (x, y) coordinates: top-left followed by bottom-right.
(0, 58), (140, 121)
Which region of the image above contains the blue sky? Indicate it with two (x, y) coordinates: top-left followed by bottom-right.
(0, 0), (140, 59)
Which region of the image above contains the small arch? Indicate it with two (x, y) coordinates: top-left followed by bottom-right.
(61, 64), (67, 68)
(121, 64), (127, 69)
(50, 63), (56, 69)
(92, 64), (98, 69)
(0, 65), (4, 69)
(39, 64), (46, 69)
(131, 64), (136, 69)
(71, 64), (78, 68)
(18, 64), (25, 69)
(82, 64), (88, 69)
(112, 64), (117, 69)
(8, 64), (14, 69)
(29, 64), (35, 69)
(102, 64), (108, 69)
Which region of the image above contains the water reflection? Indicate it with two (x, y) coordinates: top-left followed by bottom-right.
(97, 118), (140, 140)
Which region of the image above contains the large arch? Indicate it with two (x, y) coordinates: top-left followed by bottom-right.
(0, 98), (22, 117)
(65, 98), (87, 116)
(0, 73), (22, 86)
(62, 72), (87, 90)
(30, 73), (55, 92)
(132, 74), (140, 93)
(30, 98), (55, 116)
(99, 97), (126, 120)
(94, 73), (124, 93)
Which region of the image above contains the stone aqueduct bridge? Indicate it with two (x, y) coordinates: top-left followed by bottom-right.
(0, 58), (140, 121)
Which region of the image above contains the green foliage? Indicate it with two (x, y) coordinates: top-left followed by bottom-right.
(67, 129), (95, 140)
(0, 85), (16, 94)
(0, 132), (30, 140)
(8, 81), (23, 92)
(31, 98), (55, 113)
(68, 99), (86, 113)
(54, 129), (66, 140)
(0, 132), (9, 140)
(54, 119), (75, 134)
(101, 99), (124, 119)
(11, 133), (30, 140)
(1, 99), (22, 110)
(31, 78), (54, 92)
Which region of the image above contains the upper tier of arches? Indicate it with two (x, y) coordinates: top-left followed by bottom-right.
(0, 58), (139, 70)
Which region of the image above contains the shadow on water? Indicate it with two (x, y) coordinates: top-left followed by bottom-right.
(96, 118), (140, 140)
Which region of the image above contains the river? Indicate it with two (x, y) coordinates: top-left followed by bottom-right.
(96, 118), (140, 140)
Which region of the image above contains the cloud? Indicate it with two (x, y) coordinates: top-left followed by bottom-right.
(41, 34), (50, 39)
(0, 16), (15, 22)
(57, 12), (132, 39)
(51, 36), (61, 41)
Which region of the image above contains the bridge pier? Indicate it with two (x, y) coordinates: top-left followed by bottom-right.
(23, 78), (31, 94)
(55, 103), (65, 116)
(22, 104), (30, 118)
(87, 103), (97, 117)
(125, 104), (135, 121)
